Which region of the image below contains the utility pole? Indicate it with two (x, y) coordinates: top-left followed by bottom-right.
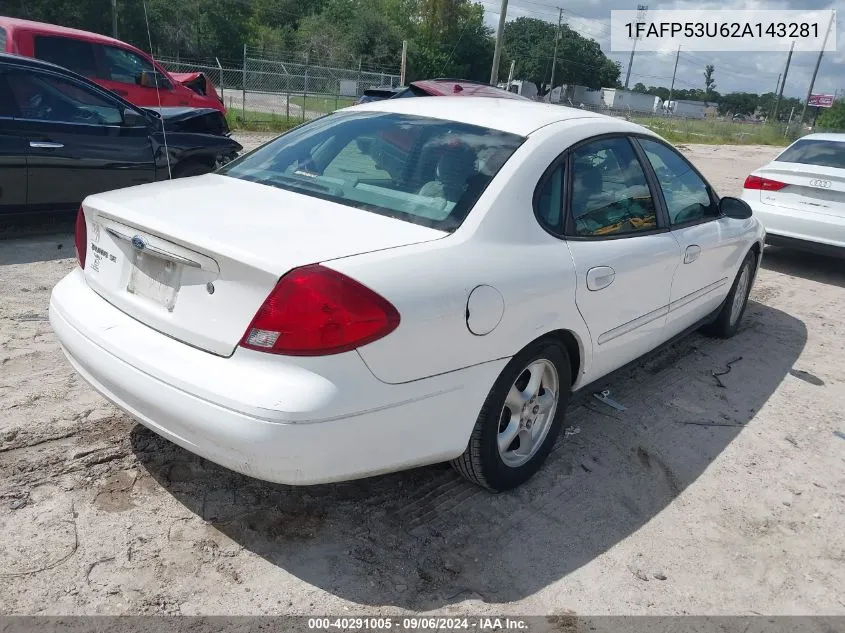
(400, 40), (408, 86)
(111, 0), (118, 38)
(770, 73), (781, 119)
(772, 40), (794, 122)
(490, 0), (509, 86)
(548, 8), (563, 92)
(800, 10), (835, 125)
(624, 4), (647, 89)
(667, 45), (680, 111)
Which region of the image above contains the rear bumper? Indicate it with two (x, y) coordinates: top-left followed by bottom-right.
(744, 196), (845, 252)
(49, 269), (504, 484)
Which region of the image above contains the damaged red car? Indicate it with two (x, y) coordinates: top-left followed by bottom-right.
(0, 16), (226, 114)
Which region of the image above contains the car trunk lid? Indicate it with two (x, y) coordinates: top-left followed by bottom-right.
(80, 174), (446, 356)
(753, 162), (845, 218)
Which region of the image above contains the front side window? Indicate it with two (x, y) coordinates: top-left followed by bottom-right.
(101, 45), (155, 85)
(6, 71), (122, 125)
(34, 35), (99, 78)
(0, 27), (7, 51)
(568, 137), (658, 237)
(638, 138), (717, 225)
(775, 138), (845, 169)
(219, 112), (524, 231)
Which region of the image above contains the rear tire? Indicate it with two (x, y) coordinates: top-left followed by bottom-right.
(451, 340), (571, 492)
(701, 251), (756, 339)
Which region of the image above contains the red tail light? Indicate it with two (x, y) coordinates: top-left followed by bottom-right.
(743, 175), (787, 191)
(74, 207), (87, 269)
(239, 265), (400, 356)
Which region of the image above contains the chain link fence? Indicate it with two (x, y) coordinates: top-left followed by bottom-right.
(158, 48), (401, 126)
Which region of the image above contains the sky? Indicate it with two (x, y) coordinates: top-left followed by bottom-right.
(480, 0), (843, 99)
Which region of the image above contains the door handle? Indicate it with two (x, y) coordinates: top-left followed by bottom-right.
(586, 266), (615, 291)
(684, 245), (701, 264)
(111, 89), (129, 96)
(29, 141), (64, 149)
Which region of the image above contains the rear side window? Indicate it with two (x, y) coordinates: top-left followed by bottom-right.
(535, 164), (565, 233)
(776, 139), (845, 169)
(34, 35), (99, 78)
(219, 111), (524, 231)
(0, 28), (7, 51)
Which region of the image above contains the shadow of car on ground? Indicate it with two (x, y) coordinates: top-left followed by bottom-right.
(131, 297), (805, 611)
(761, 245), (845, 289)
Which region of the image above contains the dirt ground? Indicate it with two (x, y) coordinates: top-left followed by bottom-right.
(2, 140), (844, 617)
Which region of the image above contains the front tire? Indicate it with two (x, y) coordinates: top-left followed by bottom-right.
(701, 250), (756, 339)
(451, 341), (571, 492)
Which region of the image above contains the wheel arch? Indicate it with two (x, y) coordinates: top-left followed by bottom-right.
(528, 328), (584, 388)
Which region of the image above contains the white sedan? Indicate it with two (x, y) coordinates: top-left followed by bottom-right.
(50, 97), (764, 491)
(742, 133), (845, 257)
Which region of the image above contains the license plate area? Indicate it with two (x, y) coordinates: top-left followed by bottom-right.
(127, 250), (182, 312)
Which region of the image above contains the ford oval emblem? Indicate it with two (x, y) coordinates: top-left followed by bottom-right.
(131, 235), (146, 250)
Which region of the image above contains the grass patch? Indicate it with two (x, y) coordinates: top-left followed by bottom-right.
(225, 109), (302, 132)
(629, 116), (800, 146)
(289, 95), (356, 113)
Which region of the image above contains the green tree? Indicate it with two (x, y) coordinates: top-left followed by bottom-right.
(500, 17), (618, 94)
(632, 82), (647, 93)
(718, 92), (758, 116)
(817, 99), (845, 129)
(703, 64), (716, 98)
(407, 0), (493, 81)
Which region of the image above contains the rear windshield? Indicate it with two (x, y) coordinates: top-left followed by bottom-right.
(776, 139), (845, 169)
(219, 112), (524, 231)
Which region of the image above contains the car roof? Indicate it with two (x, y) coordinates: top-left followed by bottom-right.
(349, 95), (634, 136)
(410, 78), (527, 100)
(0, 16), (129, 48)
(793, 133), (845, 143)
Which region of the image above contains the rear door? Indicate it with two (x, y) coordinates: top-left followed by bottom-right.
(6, 66), (155, 212)
(0, 70), (28, 214)
(562, 135), (680, 382)
(750, 138), (845, 246)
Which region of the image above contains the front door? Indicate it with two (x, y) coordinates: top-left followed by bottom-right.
(96, 43), (187, 108)
(635, 137), (744, 335)
(5, 67), (156, 213)
(563, 136), (680, 383)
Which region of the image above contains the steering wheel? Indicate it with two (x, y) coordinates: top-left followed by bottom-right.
(27, 93), (52, 120)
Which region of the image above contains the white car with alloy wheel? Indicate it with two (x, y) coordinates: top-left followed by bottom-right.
(742, 133), (845, 257)
(50, 97), (764, 491)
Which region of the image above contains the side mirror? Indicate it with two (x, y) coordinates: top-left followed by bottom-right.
(139, 70), (171, 90)
(122, 108), (147, 127)
(720, 196), (752, 219)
